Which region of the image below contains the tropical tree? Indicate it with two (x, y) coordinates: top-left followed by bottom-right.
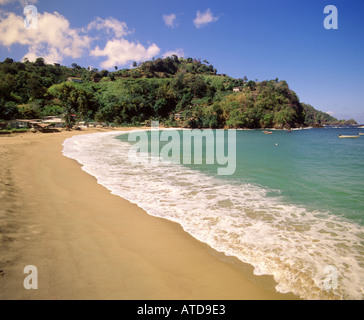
(34, 57), (45, 67)
(0, 101), (19, 120)
(62, 103), (76, 128)
(47, 82), (99, 123)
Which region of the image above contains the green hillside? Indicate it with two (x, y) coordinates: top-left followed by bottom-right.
(0, 56), (356, 128)
(302, 103), (357, 126)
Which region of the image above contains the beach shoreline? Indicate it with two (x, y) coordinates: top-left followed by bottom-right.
(0, 128), (297, 300)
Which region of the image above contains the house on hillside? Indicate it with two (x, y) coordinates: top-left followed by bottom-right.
(67, 77), (83, 84)
(233, 87), (242, 92)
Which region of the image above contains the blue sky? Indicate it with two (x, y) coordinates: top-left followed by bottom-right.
(0, 0), (363, 122)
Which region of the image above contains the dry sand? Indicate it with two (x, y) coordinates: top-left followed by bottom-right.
(0, 128), (297, 300)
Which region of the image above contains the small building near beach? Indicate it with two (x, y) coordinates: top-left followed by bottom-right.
(141, 121), (150, 127)
(32, 123), (53, 132)
(233, 87), (242, 92)
(10, 119), (41, 129)
(42, 117), (65, 128)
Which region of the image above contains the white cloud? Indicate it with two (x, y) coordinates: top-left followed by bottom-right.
(0, 0), (38, 6)
(163, 13), (177, 28)
(87, 17), (160, 69)
(193, 8), (219, 28)
(90, 39), (160, 69)
(0, 11), (92, 64)
(87, 17), (131, 38)
(0, 9), (163, 69)
(162, 48), (184, 58)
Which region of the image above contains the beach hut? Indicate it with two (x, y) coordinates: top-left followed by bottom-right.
(141, 121), (150, 127)
(32, 123), (53, 132)
(42, 117), (65, 128)
(78, 121), (89, 128)
(10, 119), (41, 129)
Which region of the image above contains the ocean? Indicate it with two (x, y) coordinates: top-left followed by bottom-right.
(63, 127), (364, 300)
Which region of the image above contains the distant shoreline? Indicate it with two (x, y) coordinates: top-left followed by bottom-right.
(1, 122), (362, 134)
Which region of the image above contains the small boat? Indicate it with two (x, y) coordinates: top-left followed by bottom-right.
(286, 130), (292, 133)
(359, 132), (364, 136)
(358, 126), (364, 128)
(263, 130), (273, 134)
(338, 135), (359, 139)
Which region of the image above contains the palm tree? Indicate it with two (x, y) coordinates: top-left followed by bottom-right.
(62, 103), (76, 129)
(77, 94), (88, 121)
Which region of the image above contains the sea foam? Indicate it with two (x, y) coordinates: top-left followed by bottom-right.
(63, 130), (364, 300)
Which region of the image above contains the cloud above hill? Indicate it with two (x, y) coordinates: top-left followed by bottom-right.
(91, 39), (160, 69)
(163, 13), (177, 28)
(193, 8), (219, 28)
(0, 11), (92, 63)
(0, 0), (38, 5)
(0, 10), (160, 68)
(162, 48), (185, 58)
(87, 17), (160, 69)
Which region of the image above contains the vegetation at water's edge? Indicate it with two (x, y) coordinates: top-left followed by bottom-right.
(0, 56), (357, 128)
(301, 103), (357, 127)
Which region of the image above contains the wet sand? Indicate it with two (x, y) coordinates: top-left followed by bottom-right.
(0, 128), (297, 300)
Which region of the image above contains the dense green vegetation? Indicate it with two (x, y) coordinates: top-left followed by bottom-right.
(0, 56), (357, 128)
(302, 103), (357, 126)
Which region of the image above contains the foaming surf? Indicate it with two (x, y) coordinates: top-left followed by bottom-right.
(63, 130), (364, 300)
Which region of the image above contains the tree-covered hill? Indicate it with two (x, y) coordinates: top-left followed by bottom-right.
(114, 56), (217, 79)
(302, 103), (357, 126)
(0, 56), (357, 128)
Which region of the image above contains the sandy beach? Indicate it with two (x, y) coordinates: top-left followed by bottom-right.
(0, 128), (297, 300)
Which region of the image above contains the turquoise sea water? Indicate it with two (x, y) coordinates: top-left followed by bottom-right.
(63, 127), (364, 299)
(123, 127), (364, 224)
(192, 128), (364, 225)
